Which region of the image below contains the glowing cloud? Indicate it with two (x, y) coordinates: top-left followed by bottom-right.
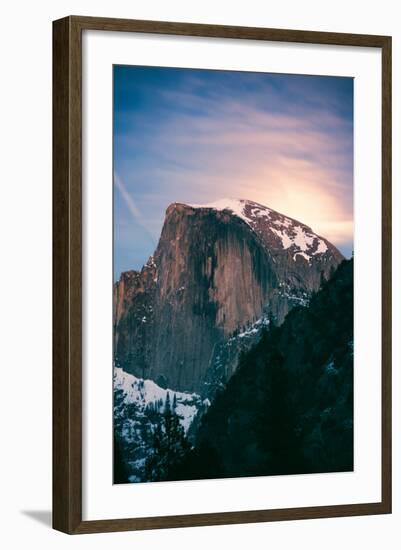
(113, 66), (353, 276)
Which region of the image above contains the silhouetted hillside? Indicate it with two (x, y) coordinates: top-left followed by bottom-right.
(171, 258), (353, 480)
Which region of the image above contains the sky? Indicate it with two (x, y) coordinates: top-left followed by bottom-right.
(113, 65), (353, 280)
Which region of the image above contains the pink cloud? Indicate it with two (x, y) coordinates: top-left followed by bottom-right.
(120, 89), (353, 250)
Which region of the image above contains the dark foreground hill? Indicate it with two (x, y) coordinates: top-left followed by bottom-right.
(166, 258), (354, 481)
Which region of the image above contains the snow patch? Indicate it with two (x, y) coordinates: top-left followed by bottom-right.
(316, 240), (328, 254)
(270, 227), (293, 249)
(293, 251), (311, 263)
(325, 361), (337, 374)
(188, 198), (259, 226)
(293, 226), (315, 252)
(114, 367), (200, 434)
(187, 198), (330, 262)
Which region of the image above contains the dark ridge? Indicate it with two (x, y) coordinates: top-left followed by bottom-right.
(167, 258), (353, 481)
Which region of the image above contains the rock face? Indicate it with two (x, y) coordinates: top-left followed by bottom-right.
(114, 199), (343, 394)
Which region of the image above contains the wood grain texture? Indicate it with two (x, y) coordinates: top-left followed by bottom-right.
(70, 15), (389, 47)
(52, 15), (392, 534)
(52, 16), (82, 534)
(75, 502), (388, 534)
(381, 36), (392, 514)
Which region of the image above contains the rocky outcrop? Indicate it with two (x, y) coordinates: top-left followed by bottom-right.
(114, 199), (343, 395)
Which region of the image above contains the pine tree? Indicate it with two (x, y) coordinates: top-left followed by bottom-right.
(113, 434), (129, 483)
(145, 395), (191, 482)
(319, 269), (326, 290)
(165, 391), (171, 414)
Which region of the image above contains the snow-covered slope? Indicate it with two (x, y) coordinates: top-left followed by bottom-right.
(114, 367), (204, 433)
(114, 367), (209, 482)
(188, 198), (331, 264)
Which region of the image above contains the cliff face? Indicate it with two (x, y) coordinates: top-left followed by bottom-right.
(114, 199), (343, 394)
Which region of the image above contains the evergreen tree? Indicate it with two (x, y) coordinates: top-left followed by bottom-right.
(165, 391), (171, 414)
(145, 396), (191, 482)
(113, 434), (129, 483)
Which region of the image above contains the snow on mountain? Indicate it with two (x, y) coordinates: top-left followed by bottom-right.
(205, 292), (309, 398)
(189, 198), (258, 225)
(114, 366), (210, 482)
(188, 198), (331, 263)
(114, 366), (204, 434)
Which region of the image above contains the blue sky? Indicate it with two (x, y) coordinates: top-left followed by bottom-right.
(113, 65), (353, 280)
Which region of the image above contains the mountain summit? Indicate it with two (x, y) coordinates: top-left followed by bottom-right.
(114, 199), (343, 394)
(187, 198), (336, 266)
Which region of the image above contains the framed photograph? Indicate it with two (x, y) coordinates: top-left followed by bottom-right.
(53, 16), (392, 534)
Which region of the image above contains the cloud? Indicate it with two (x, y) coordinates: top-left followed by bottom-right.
(114, 68), (353, 270)
(114, 172), (156, 247)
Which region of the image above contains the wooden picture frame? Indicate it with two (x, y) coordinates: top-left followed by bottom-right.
(53, 15), (392, 534)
